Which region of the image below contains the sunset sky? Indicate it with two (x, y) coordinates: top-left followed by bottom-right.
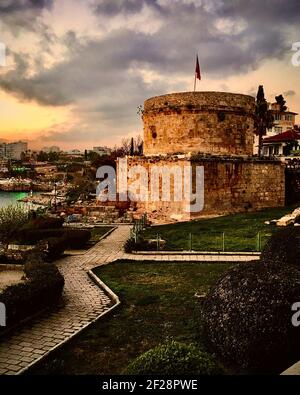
(0, 0), (299, 151)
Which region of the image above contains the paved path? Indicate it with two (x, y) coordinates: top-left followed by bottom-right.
(0, 226), (131, 375)
(0, 225), (259, 375)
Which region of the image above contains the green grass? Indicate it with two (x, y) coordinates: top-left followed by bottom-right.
(141, 205), (298, 252)
(89, 226), (114, 243)
(28, 259), (233, 375)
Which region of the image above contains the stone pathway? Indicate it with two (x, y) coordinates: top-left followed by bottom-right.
(0, 226), (131, 375)
(0, 225), (259, 375)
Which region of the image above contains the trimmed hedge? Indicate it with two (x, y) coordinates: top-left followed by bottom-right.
(45, 237), (68, 262)
(124, 341), (223, 375)
(0, 253), (64, 334)
(260, 226), (300, 267)
(21, 217), (64, 231)
(0, 254), (25, 265)
(202, 227), (300, 373)
(62, 229), (91, 249)
(16, 228), (91, 249)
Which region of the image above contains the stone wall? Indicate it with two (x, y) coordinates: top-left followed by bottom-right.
(143, 91), (255, 157)
(125, 156), (285, 223)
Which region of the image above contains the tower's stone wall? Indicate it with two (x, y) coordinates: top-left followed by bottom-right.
(143, 91), (255, 156)
(125, 156), (285, 223)
(122, 91), (286, 223)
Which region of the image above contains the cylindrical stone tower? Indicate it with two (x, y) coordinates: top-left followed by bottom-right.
(143, 91), (255, 156)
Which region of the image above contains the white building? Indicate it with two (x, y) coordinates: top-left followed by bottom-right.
(0, 141), (28, 160)
(253, 101), (298, 155)
(267, 102), (298, 136)
(262, 129), (300, 158)
(92, 146), (111, 156)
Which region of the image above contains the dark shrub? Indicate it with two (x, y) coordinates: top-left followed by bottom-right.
(31, 217), (64, 229)
(124, 341), (223, 375)
(16, 228), (91, 250)
(45, 237), (68, 262)
(62, 229), (91, 249)
(0, 253), (25, 265)
(202, 227), (300, 373)
(124, 237), (158, 253)
(0, 253), (64, 334)
(124, 238), (135, 253)
(260, 226), (300, 267)
(16, 228), (65, 244)
(18, 217), (64, 233)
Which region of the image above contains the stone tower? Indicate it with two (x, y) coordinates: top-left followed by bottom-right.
(143, 92), (255, 156)
(125, 91), (285, 223)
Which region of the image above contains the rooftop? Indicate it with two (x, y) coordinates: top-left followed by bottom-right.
(263, 129), (300, 143)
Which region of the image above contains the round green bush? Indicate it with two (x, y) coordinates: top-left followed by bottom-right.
(202, 227), (300, 373)
(124, 341), (223, 375)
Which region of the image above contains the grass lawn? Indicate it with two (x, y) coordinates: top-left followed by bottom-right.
(28, 259), (233, 375)
(71, 226), (114, 250)
(89, 226), (115, 243)
(141, 205), (298, 252)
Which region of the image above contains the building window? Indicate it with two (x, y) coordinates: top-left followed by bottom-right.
(150, 126), (157, 139)
(275, 126), (283, 134)
(274, 114), (281, 121)
(274, 146), (279, 155)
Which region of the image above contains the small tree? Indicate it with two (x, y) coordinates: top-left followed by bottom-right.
(255, 85), (274, 156)
(37, 151), (48, 162)
(275, 94), (287, 112)
(120, 138), (131, 155)
(130, 137), (135, 156)
(0, 205), (29, 250)
(136, 135), (144, 155)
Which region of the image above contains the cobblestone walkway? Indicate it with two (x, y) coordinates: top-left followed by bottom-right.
(0, 226), (131, 375)
(0, 225), (259, 375)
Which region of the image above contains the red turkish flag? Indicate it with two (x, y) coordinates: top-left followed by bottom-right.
(195, 55), (201, 80)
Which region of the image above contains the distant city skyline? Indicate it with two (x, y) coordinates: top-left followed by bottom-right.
(0, 0), (299, 150)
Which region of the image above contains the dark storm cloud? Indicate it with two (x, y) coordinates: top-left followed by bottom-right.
(90, 0), (291, 76)
(216, 0), (300, 24)
(0, 0), (53, 34)
(92, 0), (163, 16)
(0, 0), (53, 14)
(0, 29), (176, 106)
(0, 0), (297, 116)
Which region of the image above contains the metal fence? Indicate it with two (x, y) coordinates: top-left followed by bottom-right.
(129, 214), (272, 252)
(142, 230), (270, 252)
(130, 213), (148, 242)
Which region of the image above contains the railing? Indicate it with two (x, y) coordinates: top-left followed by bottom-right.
(130, 213), (148, 242)
(143, 231), (270, 252)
